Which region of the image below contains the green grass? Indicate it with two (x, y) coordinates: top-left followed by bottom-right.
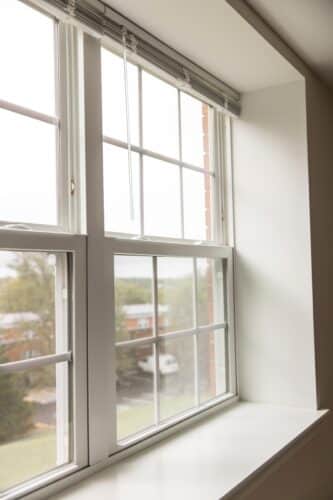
(0, 429), (56, 492)
(117, 394), (195, 441)
(1, 394), (217, 492)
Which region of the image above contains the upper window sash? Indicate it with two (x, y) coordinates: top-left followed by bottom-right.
(0, 1), (81, 234)
(101, 43), (226, 245)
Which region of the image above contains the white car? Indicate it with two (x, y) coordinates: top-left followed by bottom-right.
(138, 354), (179, 375)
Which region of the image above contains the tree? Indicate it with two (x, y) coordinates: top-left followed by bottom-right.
(0, 253), (56, 388)
(0, 253), (55, 347)
(0, 348), (34, 444)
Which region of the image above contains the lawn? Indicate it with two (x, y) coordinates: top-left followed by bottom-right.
(1, 394), (216, 492)
(117, 394), (196, 441)
(0, 429), (56, 492)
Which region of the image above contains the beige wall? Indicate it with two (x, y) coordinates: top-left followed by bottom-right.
(227, 1), (333, 498)
(306, 76), (333, 410)
(232, 80), (317, 409)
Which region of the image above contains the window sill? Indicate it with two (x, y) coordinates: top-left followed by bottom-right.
(45, 402), (327, 500)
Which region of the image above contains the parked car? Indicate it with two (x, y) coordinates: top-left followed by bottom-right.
(138, 354), (179, 375)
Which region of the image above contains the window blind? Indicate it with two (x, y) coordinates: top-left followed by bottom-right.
(39, 0), (241, 115)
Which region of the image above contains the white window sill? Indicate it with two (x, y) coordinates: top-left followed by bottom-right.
(48, 402), (327, 500)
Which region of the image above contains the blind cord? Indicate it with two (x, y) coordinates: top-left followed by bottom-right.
(122, 27), (135, 221)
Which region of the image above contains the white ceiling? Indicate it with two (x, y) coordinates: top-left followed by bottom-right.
(246, 0), (333, 89)
(104, 0), (300, 93)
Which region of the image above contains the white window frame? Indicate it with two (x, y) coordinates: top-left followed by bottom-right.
(0, 1), (236, 496)
(83, 34), (236, 461)
(0, 231), (88, 500)
(110, 244), (235, 449)
(0, 2), (88, 499)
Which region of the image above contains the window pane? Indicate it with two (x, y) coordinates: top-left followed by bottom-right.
(181, 93), (211, 169)
(198, 330), (227, 403)
(143, 157), (181, 238)
(0, 0), (56, 115)
(183, 170), (214, 241)
(117, 345), (155, 441)
(114, 255), (153, 341)
(157, 257), (194, 333)
(197, 259), (225, 326)
(0, 109), (57, 225)
(0, 362), (70, 493)
(0, 252), (68, 362)
(102, 49), (139, 145)
(142, 71), (179, 158)
(103, 144), (140, 235)
(159, 336), (195, 421)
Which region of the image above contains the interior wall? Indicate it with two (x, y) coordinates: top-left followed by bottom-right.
(306, 75), (333, 410)
(232, 80), (317, 409)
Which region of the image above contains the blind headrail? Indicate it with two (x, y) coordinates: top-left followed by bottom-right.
(33, 0), (241, 115)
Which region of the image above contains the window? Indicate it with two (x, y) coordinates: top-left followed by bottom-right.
(0, 252), (71, 491)
(0, 2), (87, 498)
(101, 49), (218, 242)
(114, 255), (229, 441)
(0, 0), (79, 232)
(0, 1), (235, 497)
(101, 42), (235, 449)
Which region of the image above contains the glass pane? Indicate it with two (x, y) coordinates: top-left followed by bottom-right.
(0, 0), (56, 115)
(102, 49), (139, 145)
(0, 252), (68, 362)
(181, 93), (211, 169)
(143, 157), (181, 238)
(0, 362), (70, 493)
(0, 109), (57, 225)
(117, 345), (155, 441)
(157, 257), (194, 333)
(159, 336), (195, 420)
(197, 259), (225, 326)
(142, 71), (179, 158)
(183, 170), (214, 241)
(114, 255), (153, 342)
(103, 144), (140, 235)
(198, 330), (227, 403)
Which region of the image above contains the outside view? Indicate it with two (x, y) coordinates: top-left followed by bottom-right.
(0, 252), (70, 492)
(115, 255), (227, 441)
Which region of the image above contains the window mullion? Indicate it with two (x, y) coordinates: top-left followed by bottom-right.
(178, 89), (185, 239)
(212, 108), (224, 244)
(0, 98), (58, 125)
(138, 67), (145, 237)
(152, 256), (160, 425)
(57, 22), (70, 232)
(193, 258), (200, 406)
(0, 352), (72, 374)
(83, 33), (116, 462)
(224, 255), (236, 395)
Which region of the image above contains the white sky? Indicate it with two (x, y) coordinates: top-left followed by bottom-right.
(0, 0), (57, 226)
(114, 254), (210, 279)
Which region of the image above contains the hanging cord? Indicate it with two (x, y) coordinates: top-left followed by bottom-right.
(122, 27), (135, 220)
